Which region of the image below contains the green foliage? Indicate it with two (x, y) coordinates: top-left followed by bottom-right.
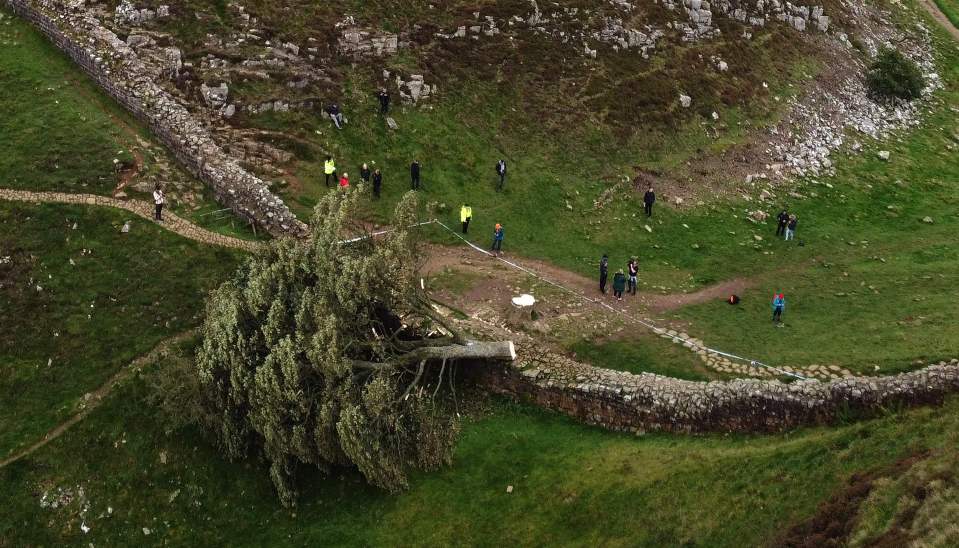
(195, 188), (458, 505)
(867, 48), (925, 101)
(145, 338), (212, 432)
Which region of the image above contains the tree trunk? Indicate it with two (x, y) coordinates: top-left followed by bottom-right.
(418, 341), (516, 362)
(351, 341), (515, 371)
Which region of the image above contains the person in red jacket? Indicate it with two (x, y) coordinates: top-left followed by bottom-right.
(339, 172), (350, 188)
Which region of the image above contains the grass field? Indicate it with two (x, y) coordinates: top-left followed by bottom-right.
(0, 202), (243, 459)
(567, 335), (721, 381)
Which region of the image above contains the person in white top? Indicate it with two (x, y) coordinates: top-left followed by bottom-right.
(153, 184), (165, 221)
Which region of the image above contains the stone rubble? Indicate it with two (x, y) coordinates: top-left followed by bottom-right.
(337, 23), (400, 58)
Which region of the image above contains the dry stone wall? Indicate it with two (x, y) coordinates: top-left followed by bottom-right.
(471, 358), (959, 434)
(5, 0), (307, 238)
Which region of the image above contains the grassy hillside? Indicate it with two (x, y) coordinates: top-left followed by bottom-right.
(0, 0), (958, 545)
(934, 0), (959, 28)
(0, 202), (243, 459)
(0, 7), (262, 240)
(2, 358), (957, 546)
(113, 0), (839, 221)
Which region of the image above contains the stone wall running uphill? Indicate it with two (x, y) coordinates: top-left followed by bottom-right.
(5, 0), (307, 238)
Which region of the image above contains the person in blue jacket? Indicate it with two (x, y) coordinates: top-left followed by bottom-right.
(772, 292), (785, 323)
(491, 223), (504, 255)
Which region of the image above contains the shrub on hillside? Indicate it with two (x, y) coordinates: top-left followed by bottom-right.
(866, 48), (925, 102)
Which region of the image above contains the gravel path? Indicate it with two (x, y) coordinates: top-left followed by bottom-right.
(0, 188), (263, 252)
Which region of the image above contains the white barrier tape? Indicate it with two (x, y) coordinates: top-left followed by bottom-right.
(432, 219), (808, 381)
(338, 220), (437, 244)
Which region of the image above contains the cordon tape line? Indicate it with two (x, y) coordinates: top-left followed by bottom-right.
(430, 219), (809, 381)
(337, 218), (808, 380)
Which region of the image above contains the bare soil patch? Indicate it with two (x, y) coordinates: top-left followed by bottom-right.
(773, 451), (929, 547)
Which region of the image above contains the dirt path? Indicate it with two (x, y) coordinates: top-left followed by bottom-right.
(423, 242), (853, 380)
(921, 0), (959, 40)
(0, 188), (262, 252)
(0, 331), (195, 470)
(423, 243), (756, 314)
(646, 277), (754, 312)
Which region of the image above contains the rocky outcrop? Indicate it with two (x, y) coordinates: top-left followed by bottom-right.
(6, 0), (307, 238)
(336, 17), (400, 58)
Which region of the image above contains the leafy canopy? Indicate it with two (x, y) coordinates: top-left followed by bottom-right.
(195, 188), (458, 506)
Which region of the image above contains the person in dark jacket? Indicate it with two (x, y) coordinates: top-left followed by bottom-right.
(372, 169), (383, 198)
(776, 209), (789, 237)
(599, 254), (610, 294)
(360, 163), (372, 184)
(410, 160), (421, 190)
(377, 89), (390, 115)
(491, 224), (504, 255)
(785, 215), (798, 241)
(627, 257), (639, 295)
(612, 269), (627, 300)
(643, 187), (656, 217)
(325, 103), (344, 129)
(496, 159), (507, 191)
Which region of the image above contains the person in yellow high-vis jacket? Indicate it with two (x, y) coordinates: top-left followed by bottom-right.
(460, 204), (472, 234)
(324, 156), (337, 187)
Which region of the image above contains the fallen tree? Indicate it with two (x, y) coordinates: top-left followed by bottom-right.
(195, 187), (513, 505)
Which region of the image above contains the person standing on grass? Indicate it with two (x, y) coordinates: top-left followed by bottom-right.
(360, 163), (372, 185)
(460, 203), (472, 234)
(410, 160), (421, 190)
(339, 172), (350, 188)
(612, 269), (627, 301)
(643, 186), (656, 217)
(496, 159), (507, 191)
(491, 223), (504, 255)
(372, 169), (383, 199)
(627, 257), (639, 295)
(378, 89), (390, 115)
(776, 208), (789, 237)
(785, 214), (798, 241)
(324, 156), (337, 188)
(599, 254), (610, 294)
(772, 292), (785, 323)
(153, 184), (165, 222)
